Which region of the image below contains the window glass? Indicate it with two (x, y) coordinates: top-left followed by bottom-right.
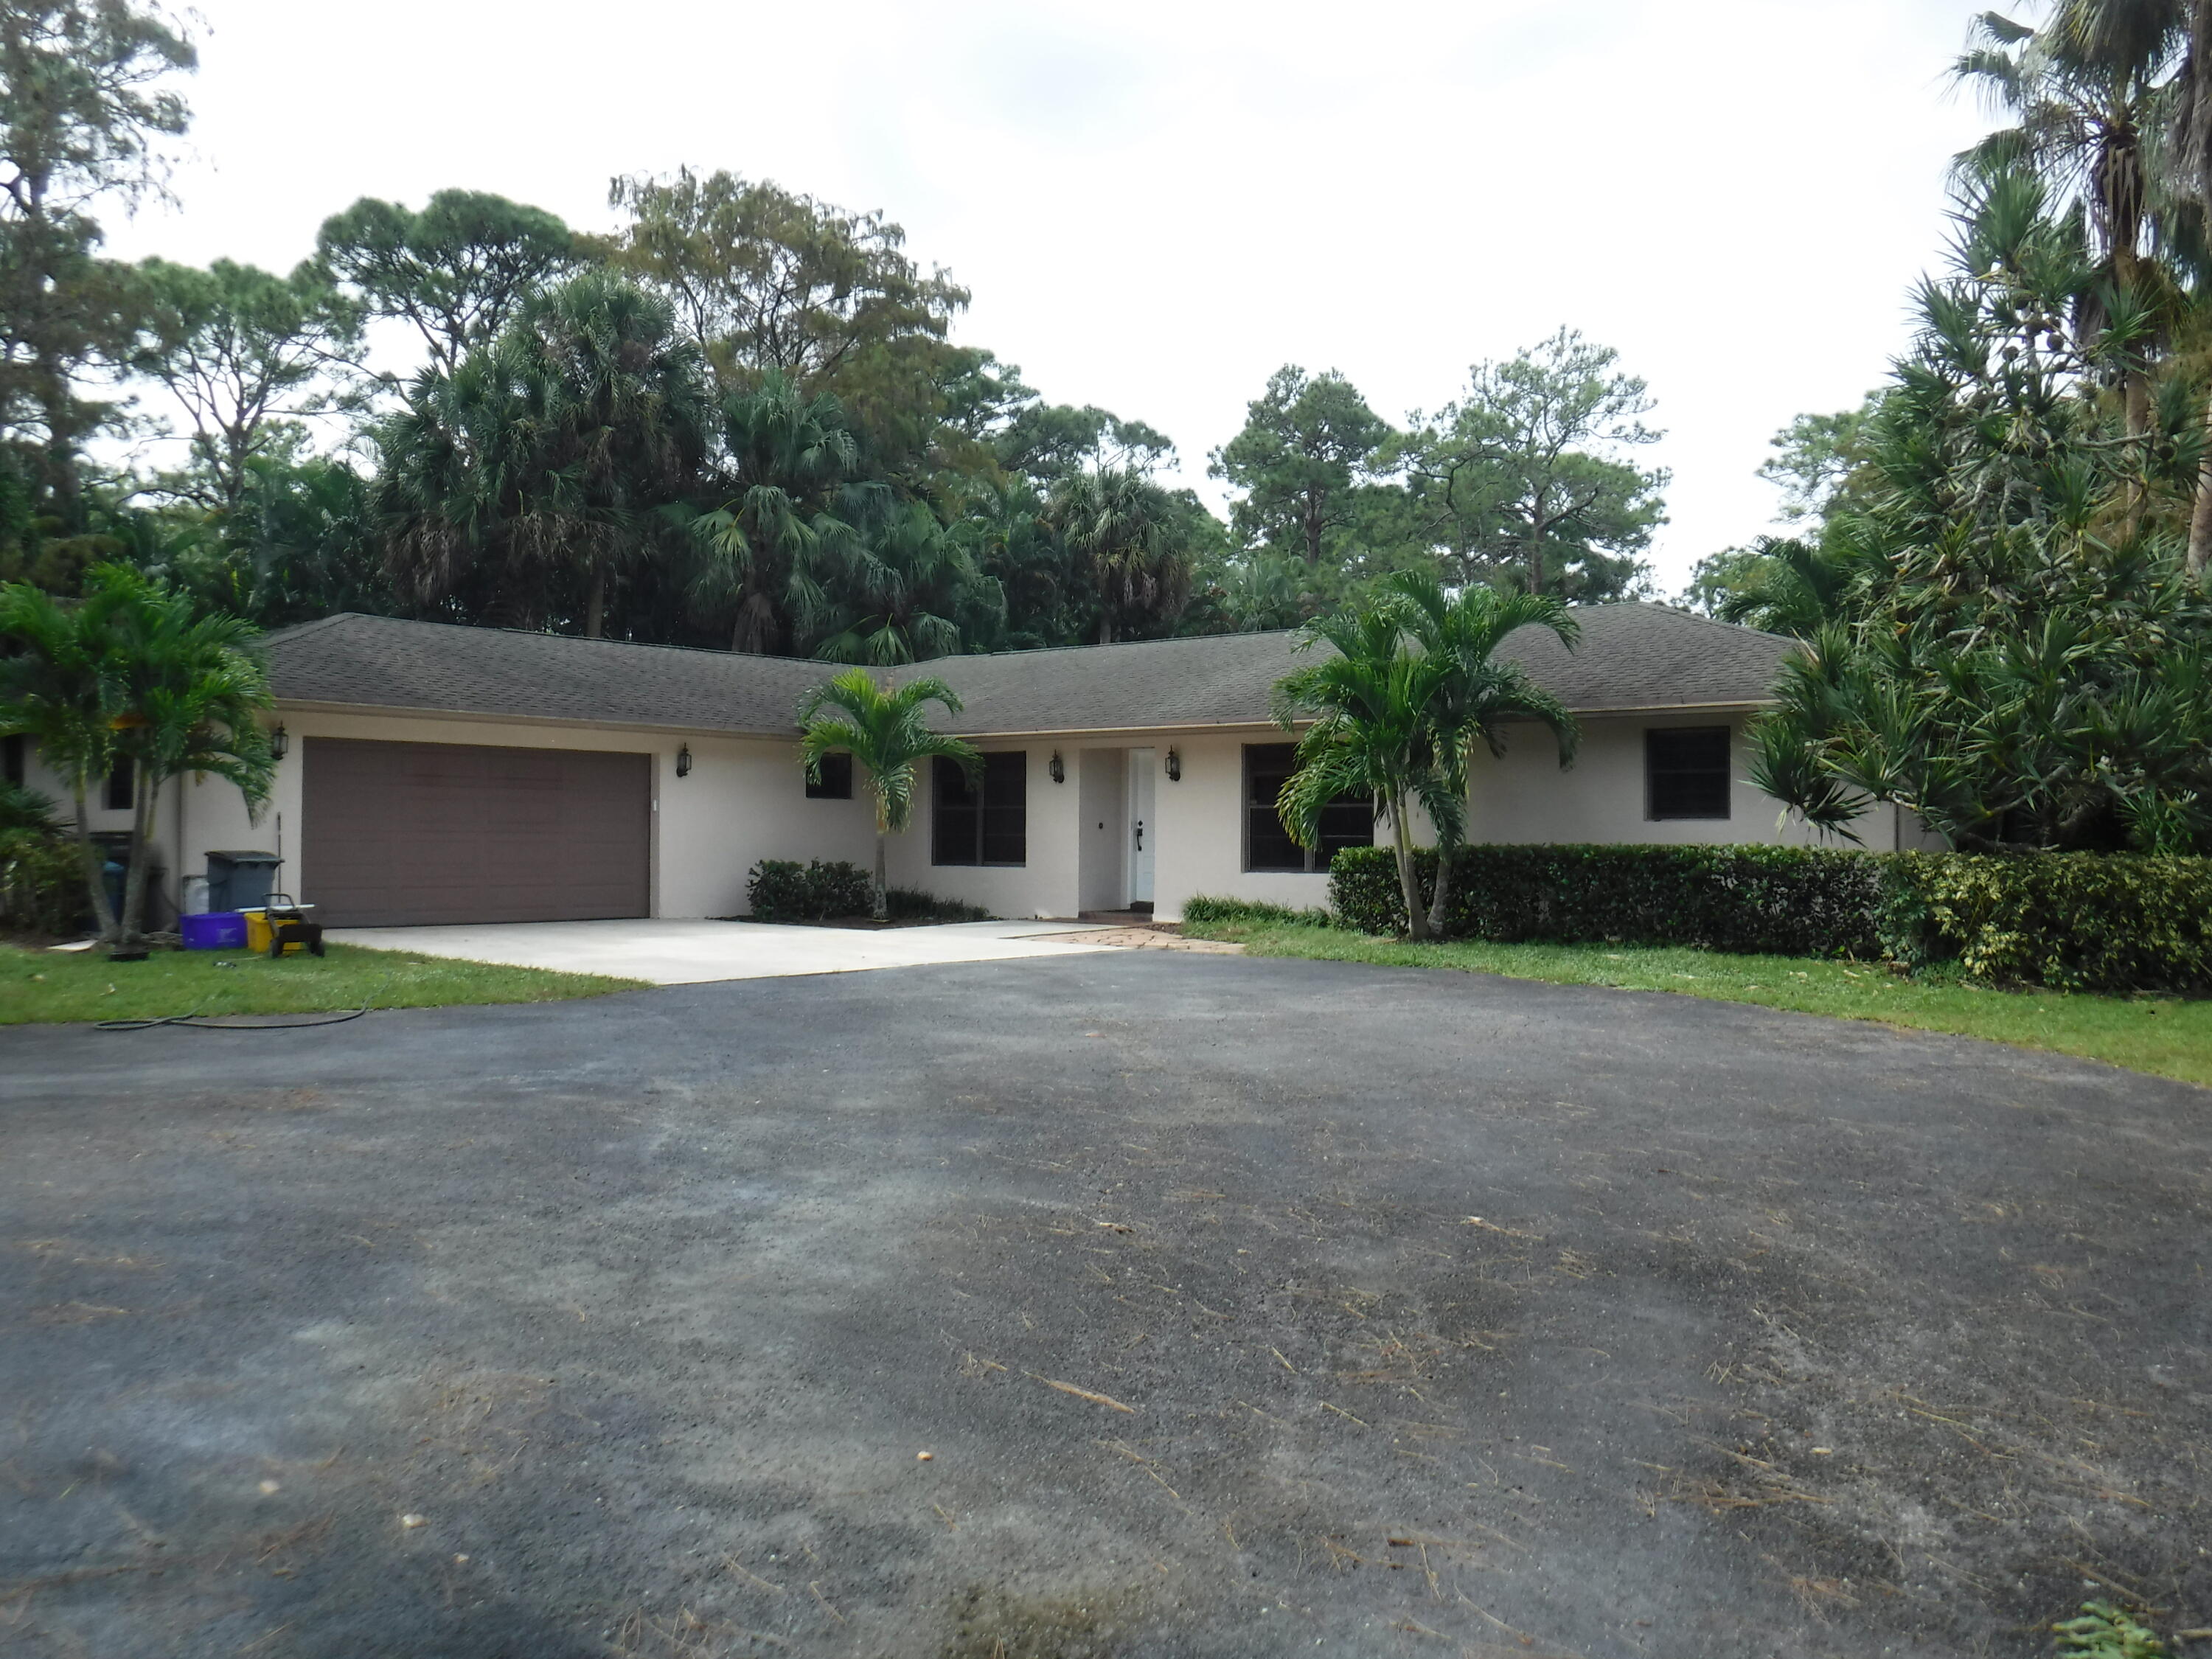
(1, 734), (22, 787)
(1245, 743), (1371, 871)
(978, 752), (1027, 865)
(1646, 726), (1732, 820)
(933, 752), (1026, 866)
(807, 751), (853, 799)
(104, 759), (133, 813)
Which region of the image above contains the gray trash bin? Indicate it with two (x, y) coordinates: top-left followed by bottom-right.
(206, 850), (282, 913)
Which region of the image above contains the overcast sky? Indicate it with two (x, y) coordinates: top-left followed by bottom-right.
(105, 0), (1997, 594)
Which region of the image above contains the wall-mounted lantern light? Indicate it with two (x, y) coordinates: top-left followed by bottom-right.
(1164, 748), (1182, 782)
(1048, 750), (1065, 784)
(675, 743), (692, 778)
(268, 723), (289, 762)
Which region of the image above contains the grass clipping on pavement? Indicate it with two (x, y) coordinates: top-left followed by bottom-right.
(1178, 920), (2212, 1089)
(1, 941), (642, 1026)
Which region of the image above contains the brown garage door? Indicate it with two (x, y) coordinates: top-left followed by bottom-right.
(302, 738), (650, 927)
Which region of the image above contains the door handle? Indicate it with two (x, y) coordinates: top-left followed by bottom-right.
(1133, 818), (1144, 851)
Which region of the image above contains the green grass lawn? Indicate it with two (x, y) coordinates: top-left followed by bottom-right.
(0, 941), (642, 1026)
(1178, 920), (2212, 1088)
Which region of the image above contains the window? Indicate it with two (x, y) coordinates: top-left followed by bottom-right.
(1243, 743), (1372, 872)
(807, 751), (853, 799)
(1, 734), (21, 787)
(104, 758), (134, 813)
(1646, 726), (1732, 820)
(933, 752), (1026, 866)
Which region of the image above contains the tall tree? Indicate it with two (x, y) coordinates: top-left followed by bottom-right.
(608, 167), (968, 394)
(1407, 330), (1666, 601)
(811, 502), (1002, 666)
(1953, 4), (2186, 439)
(1210, 365), (1391, 566)
(375, 271), (712, 637)
(316, 190), (579, 376)
(128, 257), (361, 512)
(692, 370), (871, 654)
(1750, 170), (2212, 852)
(0, 0), (194, 525)
(796, 667), (978, 919)
(1041, 465), (1194, 644)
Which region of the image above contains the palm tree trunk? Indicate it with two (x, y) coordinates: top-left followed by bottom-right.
(873, 830), (889, 922)
(1425, 838), (1455, 938)
(71, 785), (117, 944)
(119, 773), (159, 950)
(1390, 793), (1428, 942)
(1096, 613), (1115, 645)
(2190, 389), (2212, 585)
(585, 568), (606, 639)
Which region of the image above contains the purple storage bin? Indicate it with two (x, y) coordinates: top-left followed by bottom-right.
(181, 911), (248, 950)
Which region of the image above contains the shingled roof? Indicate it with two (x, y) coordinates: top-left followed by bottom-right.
(263, 604), (1795, 738)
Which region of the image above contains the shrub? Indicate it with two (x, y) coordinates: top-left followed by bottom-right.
(1181, 894), (1332, 929)
(1879, 852), (2212, 994)
(745, 858), (875, 922)
(1329, 844), (1884, 958)
(0, 827), (88, 938)
(885, 886), (990, 923)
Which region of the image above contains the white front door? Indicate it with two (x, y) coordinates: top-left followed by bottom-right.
(1127, 748), (1156, 907)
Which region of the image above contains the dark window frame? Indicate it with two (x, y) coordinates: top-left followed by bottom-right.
(1242, 742), (1373, 873)
(1, 733), (22, 788)
(1645, 726), (1733, 821)
(104, 758), (134, 813)
(932, 751), (1027, 867)
(806, 751), (854, 800)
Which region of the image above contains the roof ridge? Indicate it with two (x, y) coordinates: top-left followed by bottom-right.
(260, 612), (358, 649)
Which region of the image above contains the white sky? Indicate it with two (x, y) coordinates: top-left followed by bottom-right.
(105, 0), (1997, 594)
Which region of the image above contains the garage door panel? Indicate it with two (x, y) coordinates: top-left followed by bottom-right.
(302, 738), (650, 926)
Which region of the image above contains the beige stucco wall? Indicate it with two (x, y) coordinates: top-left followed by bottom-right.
(1464, 711), (1927, 852)
(167, 708), (875, 920)
(883, 740), (1086, 919)
(21, 699), (1937, 933)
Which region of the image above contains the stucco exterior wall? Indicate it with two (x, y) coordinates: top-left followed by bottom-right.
(1463, 712), (1927, 852)
(21, 700), (1938, 933)
(884, 740), (1085, 919)
(167, 709), (874, 921)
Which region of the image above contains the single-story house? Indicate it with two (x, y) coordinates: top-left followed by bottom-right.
(4, 602), (1936, 929)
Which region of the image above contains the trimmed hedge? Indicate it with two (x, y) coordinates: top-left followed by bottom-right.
(1329, 844), (1883, 959)
(1329, 842), (2212, 993)
(745, 858), (874, 922)
(1879, 852), (2212, 994)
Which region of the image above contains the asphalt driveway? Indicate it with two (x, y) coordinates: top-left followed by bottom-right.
(2, 953), (2207, 1657)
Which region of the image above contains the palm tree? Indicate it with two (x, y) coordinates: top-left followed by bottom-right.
(375, 272), (711, 636)
(1955, 4), (2187, 438)
(1043, 466), (1192, 643)
(0, 566), (275, 951)
(812, 503), (1003, 665)
(796, 668), (979, 919)
(0, 578), (122, 940)
(1271, 603), (1465, 941)
(694, 372), (871, 653)
(1710, 534), (1876, 638)
(96, 566), (277, 950)
(1377, 571), (1580, 936)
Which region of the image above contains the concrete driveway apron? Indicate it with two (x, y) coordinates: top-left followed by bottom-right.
(326, 917), (1119, 984)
